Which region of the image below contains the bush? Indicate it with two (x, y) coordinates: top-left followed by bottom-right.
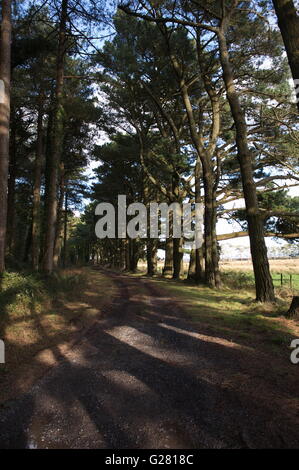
(0, 270), (87, 319)
(221, 271), (254, 290)
(45, 272), (86, 295)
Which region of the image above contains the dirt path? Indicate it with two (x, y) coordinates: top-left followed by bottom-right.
(0, 269), (298, 449)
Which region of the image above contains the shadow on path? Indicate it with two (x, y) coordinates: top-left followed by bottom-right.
(0, 270), (298, 449)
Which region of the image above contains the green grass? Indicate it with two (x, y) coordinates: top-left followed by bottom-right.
(220, 270), (299, 292)
(151, 276), (298, 355)
(272, 272), (299, 290)
(0, 270), (86, 322)
(0, 268), (117, 403)
(135, 268), (299, 353)
(0, 268), (116, 391)
(0, 269), (88, 376)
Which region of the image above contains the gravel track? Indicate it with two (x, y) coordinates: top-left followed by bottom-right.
(0, 269), (298, 449)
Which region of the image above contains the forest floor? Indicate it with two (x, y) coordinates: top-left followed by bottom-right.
(0, 268), (299, 448)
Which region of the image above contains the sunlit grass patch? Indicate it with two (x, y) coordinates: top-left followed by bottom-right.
(151, 278), (298, 355)
(0, 268), (114, 402)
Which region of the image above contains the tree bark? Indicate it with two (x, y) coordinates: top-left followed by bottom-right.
(42, 0), (68, 273)
(218, 26), (275, 302)
(0, 0), (11, 274)
(23, 221), (32, 263)
(195, 245), (205, 282)
(194, 159), (205, 283)
(217, 231), (299, 241)
(124, 238), (130, 271)
(169, 54), (220, 287)
(188, 248), (196, 280)
(203, 169), (220, 287)
(147, 238), (157, 276)
(163, 238), (173, 277)
(272, 0), (299, 111)
(286, 296), (299, 318)
(173, 237), (184, 279)
(129, 239), (138, 272)
(32, 96), (44, 270)
(53, 165), (65, 267)
(188, 247), (205, 282)
(6, 113), (16, 255)
(62, 190), (68, 268)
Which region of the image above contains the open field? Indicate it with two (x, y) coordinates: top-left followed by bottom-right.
(220, 258), (299, 274)
(139, 258), (299, 292)
(220, 259), (299, 292)
(142, 258), (299, 274)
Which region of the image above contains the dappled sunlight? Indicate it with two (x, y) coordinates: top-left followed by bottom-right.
(103, 370), (156, 395)
(1, 0), (299, 449)
(157, 322), (254, 353)
(106, 325), (158, 348)
(0, 270), (299, 448)
(150, 278), (296, 356)
(0, 270), (115, 403)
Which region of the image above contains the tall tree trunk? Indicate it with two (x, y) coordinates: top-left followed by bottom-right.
(125, 238), (130, 271)
(218, 27), (275, 302)
(203, 169), (220, 288)
(163, 202), (174, 277)
(144, 175), (157, 276)
(188, 247), (205, 283)
(172, 174), (184, 280)
(40, 99), (53, 263)
(23, 221), (32, 263)
(272, 0), (299, 111)
(170, 55), (220, 288)
(163, 237), (173, 277)
(53, 165), (65, 267)
(0, 0), (11, 274)
(195, 246), (205, 282)
(31, 96), (44, 270)
(188, 249), (196, 280)
(62, 190), (68, 268)
(42, 0), (68, 273)
(147, 238), (157, 276)
(6, 114), (16, 255)
(173, 237), (184, 279)
(194, 159), (205, 283)
(129, 239), (138, 272)
(195, 33), (221, 288)
(119, 239), (126, 270)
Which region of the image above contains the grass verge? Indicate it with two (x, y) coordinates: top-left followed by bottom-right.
(0, 268), (115, 403)
(149, 276), (299, 358)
